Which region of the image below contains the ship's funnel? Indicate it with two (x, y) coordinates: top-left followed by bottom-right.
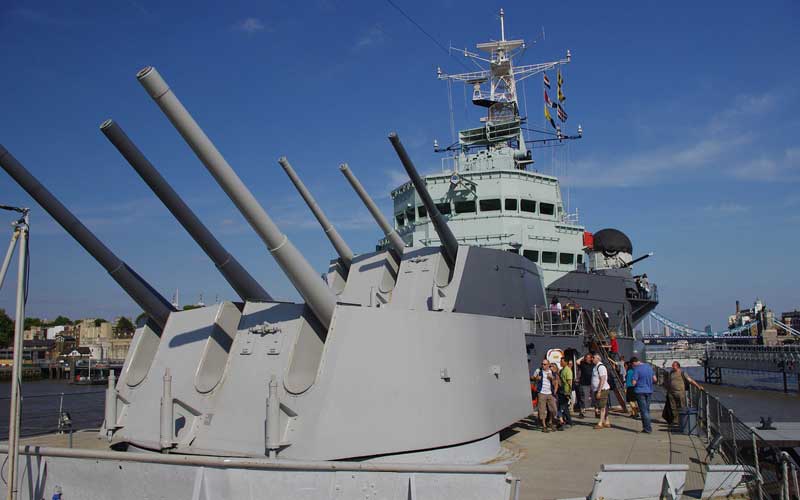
(338, 163), (406, 255)
(100, 119), (272, 303)
(278, 157), (354, 273)
(0, 145), (175, 330)
(388, 133), (459, 266)
(137, 66), (336, 328)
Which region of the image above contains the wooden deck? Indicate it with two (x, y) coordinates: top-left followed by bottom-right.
(502, 407), (716, 500)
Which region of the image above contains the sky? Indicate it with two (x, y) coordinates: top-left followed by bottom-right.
(0, 0), (797, 330)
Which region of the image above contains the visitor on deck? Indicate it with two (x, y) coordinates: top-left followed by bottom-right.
(640, 274), (650, 299)
(550, 296), (563, 325)
(557, 357), (573, 430)
(575, 353), (594, 418)
(624, 361), (639, 418)
(631, 357), (656, 433)
(666, 361), (703, 428)
(532, 359), (558, 432)
(590, 352), (611, 429)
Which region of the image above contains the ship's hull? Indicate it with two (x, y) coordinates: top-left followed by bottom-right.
(0, 447), (515, 500)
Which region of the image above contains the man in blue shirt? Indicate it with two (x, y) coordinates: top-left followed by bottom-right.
(631, 357), (657, 433)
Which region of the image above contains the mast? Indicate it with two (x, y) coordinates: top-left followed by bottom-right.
(436, 9), (575, 169)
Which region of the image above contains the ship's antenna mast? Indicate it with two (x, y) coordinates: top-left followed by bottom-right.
(499, 8), (506, 42)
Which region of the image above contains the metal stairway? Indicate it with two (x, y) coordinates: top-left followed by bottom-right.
(583, 310), (628, 412)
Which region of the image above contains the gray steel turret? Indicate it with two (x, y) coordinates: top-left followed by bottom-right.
(388, 132), (459, 267)
(137, 66), (337, 329)
(100, 119), (272, 303)
(278, 157), (354, 273)
(0, 145), (175, 330)
(338, 163), (405, 255)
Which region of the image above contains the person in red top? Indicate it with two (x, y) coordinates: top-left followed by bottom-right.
(609, 331), (619, 361)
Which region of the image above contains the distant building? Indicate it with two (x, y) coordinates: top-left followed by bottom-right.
(77, 318), (132, 361)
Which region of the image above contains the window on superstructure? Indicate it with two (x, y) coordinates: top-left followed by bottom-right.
(504, 198), (518, 211)
(520, 199), (536, 213)
(454, 200), (476, 214)
(523, 250), (539, 262)
(436, 202), (452, 215)
(418, 205), (427, 218)
(479, 198), (501, 212)
(577, 254), (584, 265)
(506, 248), (519, 255)
(540, 203), (555, 216)
(405, 207), (416, 223)
(395, 214), (405, 227)
(542, 251), (557, 264)
(560, 253), (574, 265)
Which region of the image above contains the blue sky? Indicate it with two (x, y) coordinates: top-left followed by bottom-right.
(0, 0), (797, 330)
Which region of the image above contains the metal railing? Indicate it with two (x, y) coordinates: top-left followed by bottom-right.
(653, 365), (800, 499)
(529, 306), (585, 336)
(0, 390), (104, 441)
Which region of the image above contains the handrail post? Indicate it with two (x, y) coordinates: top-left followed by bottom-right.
(752, 431), (763, 499)
(729, 409), (738, 464)
(781, 452), (790, 500)
(705, 392), (711, 443)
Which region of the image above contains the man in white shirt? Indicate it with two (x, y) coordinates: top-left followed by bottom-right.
(532, 359), (558, 433)
(591, 352), (611, 429)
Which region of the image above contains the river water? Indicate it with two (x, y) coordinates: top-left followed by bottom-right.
(0, 380), (104, 440)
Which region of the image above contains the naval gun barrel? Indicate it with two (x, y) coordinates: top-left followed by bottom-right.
(278, 157), (354, 271)
(137, 66), (336, 329)
(621, 252), (654, 269)
(388, 133), (459, 266)
(338, 163), (406, 255)
(100, 119), (272, 302)
(0, 145), (175, 330)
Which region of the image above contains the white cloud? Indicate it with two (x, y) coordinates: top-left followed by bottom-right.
(234, 17), (266, 34)
(564, 91), (792, 188)
(353, 25), (385, 51)
(703, 202), (750, 215)
(731, 147), (800, 182)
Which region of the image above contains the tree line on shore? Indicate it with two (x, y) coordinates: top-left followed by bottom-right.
(0, 310), (137, 348)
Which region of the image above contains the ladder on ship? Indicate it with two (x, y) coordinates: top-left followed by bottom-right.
(582, 310), (628, 413)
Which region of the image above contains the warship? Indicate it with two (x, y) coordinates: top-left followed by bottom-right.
(385, 10), (659, 361)
(0, 10), (661, 500)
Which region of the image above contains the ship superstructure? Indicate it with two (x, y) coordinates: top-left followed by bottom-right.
(389, 9), (583, 287)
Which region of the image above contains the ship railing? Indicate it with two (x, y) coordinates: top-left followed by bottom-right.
(559, 210), (580, 226)
(530, 306), (586, 336)
(652, 365), (799, 499)
(440, 155), (460, 174)
(0, 390), (104, 442)
(628, 283), (658, 303)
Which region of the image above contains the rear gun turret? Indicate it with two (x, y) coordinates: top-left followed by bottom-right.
(0, 145), (175, 330)
(339, 163), (406, 256)
(100, 119), (272, 303)
(388, 133), (459, 266)
(278, 157), (354, 273)
(137, 66), (337, 329)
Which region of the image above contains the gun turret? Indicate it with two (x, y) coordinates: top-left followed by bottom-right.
(388, 133), (459, 266)
(338, 163), (406, 255)
(278, 157), (354, 273)
(0, 145), (175, 330)
(100, 119), (271, 303)
(137, 66), (336, 329)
